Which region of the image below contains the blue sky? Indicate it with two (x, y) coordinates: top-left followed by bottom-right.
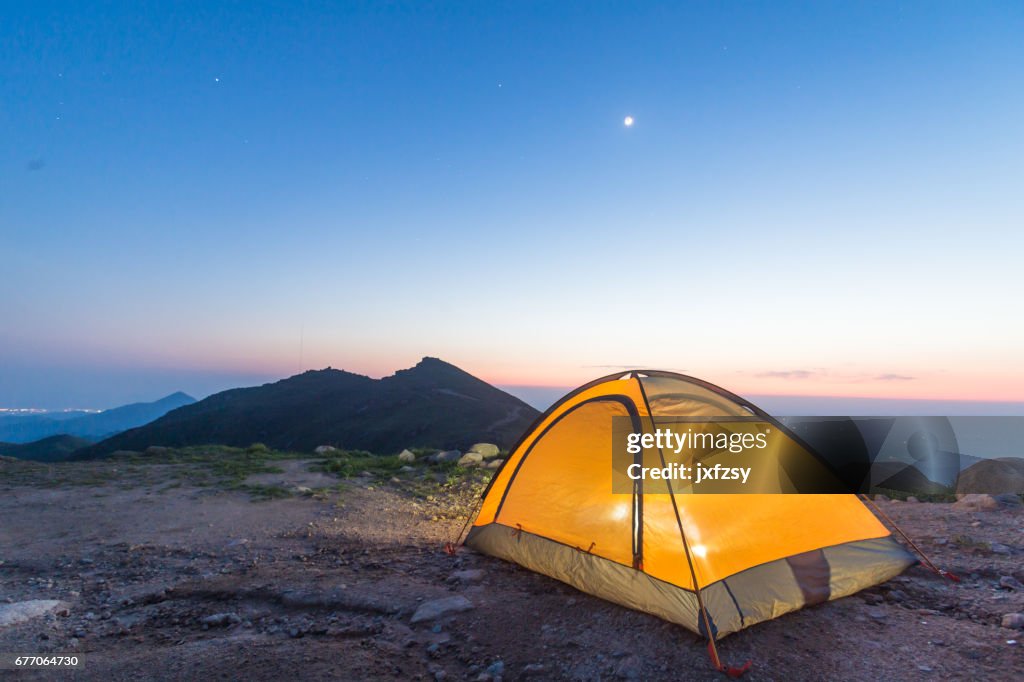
(2, 2), (1022, 409)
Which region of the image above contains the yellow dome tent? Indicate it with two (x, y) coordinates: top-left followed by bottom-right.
(464, 371), (917, 674)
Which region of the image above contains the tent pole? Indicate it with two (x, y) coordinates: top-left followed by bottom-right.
(858, 493), (959, 582)
(633, 374), (750, 677)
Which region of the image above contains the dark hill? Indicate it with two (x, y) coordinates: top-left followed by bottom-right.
(74, 358), (539, 458)
(0, 434), (95, 462)
(873, 461), (952, 495)
(957, 457), (1024, 495)
(0, 392), (196, 443)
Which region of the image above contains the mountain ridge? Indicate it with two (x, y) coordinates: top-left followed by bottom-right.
(74, 358), (539, 458)
(0, 392), (197, 443)
(0, 434), (95, 462)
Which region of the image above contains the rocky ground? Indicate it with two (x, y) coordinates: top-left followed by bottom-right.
(1, 450), (1022, 681)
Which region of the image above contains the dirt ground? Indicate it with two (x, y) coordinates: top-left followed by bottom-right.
(1, 456), (1022, 681)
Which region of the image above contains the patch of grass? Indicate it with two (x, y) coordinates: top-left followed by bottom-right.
(874, 487), (958, 503)
(3, 443), (502, 519)
(110, 445), (301, 465)
(208, 458), (284, 482)
(233, 483), (294, 500)
(952, 534), (990, 551)
(314, 450), (405, 479)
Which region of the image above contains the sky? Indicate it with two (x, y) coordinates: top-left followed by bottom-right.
(2, 1), (1023, 410)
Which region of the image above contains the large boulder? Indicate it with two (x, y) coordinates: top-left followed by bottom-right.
(468, 443), (500, 459)
(398, 449), (416, 463)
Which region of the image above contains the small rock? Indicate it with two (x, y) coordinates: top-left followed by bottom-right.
(114, 613), (142, 631)
(990, 543), (1012, 556)
(400, 466), (415, 473)
(867, 607), (887, 620)
(410, 596), (474, 623)
(457, 452), (483, 467)
(906, 496), (920, 503)
(863, 592), (884, 605)
(435, 450), (462, 463)
(314, 445), (338, 454)
(0, 601), (67, 627)
(1001, 613), (1024, 630)
(614, 655), (642, 680)
(522, 663), (546, 677)
(954, 494), (1000, 511)
(468, 443), (500, 459)
(447, 569), (484, 584)
(886, 589), (907, 603)
(398, 449), (416, 462)
(485, 459), (505, 469)
(1000, 576), (1024, 591)
(199, 613), (241, 628)
(486, 660), (505, 677)
(993, 493), (1022, 507)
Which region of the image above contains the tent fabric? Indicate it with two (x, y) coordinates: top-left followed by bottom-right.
(467, 370), (915, 639)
